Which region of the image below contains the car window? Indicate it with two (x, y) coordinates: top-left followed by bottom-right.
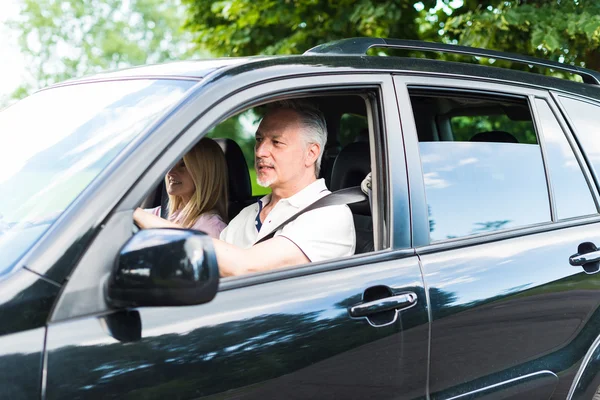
(410, 90), (551, 242)
(558, 96), (600, 191)
(450, 114), (537, 143)
(535, 99), (597, 219)
(0, 79), (194, 276)
(204, 93), (385, 270)
(206, 108), (269, 196)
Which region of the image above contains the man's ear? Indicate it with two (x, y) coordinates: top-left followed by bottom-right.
(305, 142), (320, 168)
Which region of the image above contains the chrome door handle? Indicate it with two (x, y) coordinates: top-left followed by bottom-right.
(569, 250), (600, 266)
(569, 242), (600, 274)
(348, 292), (417, 318)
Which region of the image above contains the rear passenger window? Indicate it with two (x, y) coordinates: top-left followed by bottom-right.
(559, 96), (600, 190)
(410, 90), (551, 242)
(535, 99), (596, 219)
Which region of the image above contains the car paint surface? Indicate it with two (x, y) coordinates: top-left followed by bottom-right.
(420, 223), (600, 399)
(0, 269), (60, 398)
(45, 257), (428, 399)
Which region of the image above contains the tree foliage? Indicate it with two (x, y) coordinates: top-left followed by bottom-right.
(442, 0), (600, 73)
(12, 0), (600, 99)
(182, 0), (437, 56)
(8, 0), (192, 97)
(181, 0), (600, 79)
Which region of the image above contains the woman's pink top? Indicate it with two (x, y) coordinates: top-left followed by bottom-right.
(147, 206), (227, 239)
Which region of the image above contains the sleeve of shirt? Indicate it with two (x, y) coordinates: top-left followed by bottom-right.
(219, 224), (229, 241)
(277, 204), (356, 263)
(143, 206), (161, 217)
(191, 214), (227, 239)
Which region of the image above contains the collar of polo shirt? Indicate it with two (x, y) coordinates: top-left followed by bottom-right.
(259, 178), (328, 210)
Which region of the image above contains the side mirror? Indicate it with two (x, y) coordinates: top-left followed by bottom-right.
(106, 228), (219, 308)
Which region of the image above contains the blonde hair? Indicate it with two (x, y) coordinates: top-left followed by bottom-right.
(166, 138), (228, 227)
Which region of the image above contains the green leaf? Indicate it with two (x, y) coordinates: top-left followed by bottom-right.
(544, 31), (561, 51)
(531, 28), (544, 48)
(583, 19), (600, 39)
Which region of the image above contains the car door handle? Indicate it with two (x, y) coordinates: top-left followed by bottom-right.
(348, 292), (417, 318)
(569, 242), (600, 274)
(569, 250), (600, 266)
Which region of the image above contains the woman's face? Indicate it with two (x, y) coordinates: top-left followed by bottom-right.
(166, 159), (195, 203)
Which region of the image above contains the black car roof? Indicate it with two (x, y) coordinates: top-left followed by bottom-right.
(52, 48), (600, 103)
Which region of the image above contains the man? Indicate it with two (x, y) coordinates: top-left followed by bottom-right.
(214, 100), (356, 277)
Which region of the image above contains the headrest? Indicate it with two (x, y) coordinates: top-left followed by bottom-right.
(214, 138), (252, 202)
(331, 142), (371, 215)
(470, 130), (518, 143)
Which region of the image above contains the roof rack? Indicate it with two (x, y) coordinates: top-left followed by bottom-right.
(304, 38), (600, 86)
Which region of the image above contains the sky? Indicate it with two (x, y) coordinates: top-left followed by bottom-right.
(0, 0), (25, 104)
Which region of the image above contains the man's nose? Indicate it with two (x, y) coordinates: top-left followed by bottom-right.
(255, 140), (271, 157)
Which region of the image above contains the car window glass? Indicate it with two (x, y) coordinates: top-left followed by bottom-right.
(535, 99), (596, 219)
(559, 96), (600, 189)
(0, 79), (194, 276)
(450, 114), (537, 143)
(410, 91), (551, 242)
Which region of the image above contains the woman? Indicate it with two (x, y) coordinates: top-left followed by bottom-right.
(133, 137), (228, 238)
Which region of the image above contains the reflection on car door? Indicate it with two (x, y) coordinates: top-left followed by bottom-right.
(44, 257), (428, 399)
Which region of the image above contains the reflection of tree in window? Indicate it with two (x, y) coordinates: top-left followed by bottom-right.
(472, 220), (511, 233)
(428, 205), (435, 233)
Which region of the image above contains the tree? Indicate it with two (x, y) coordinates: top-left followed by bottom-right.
(442, 1), (600, 75)
(182, 0), (437, 56)
(181, 0), (600, 79)
(8, 0), (194, 98)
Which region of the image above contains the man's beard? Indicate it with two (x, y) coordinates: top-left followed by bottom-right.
(256, 175), (275, 188)
(256, 160), (275, 188)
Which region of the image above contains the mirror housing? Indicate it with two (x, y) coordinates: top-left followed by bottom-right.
(106, 228), (219, 308)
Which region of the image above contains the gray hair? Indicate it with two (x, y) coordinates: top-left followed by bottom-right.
(267, 99), (328, 176)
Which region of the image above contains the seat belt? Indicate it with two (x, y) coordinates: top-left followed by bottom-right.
(254, 186), (368, 245)
(160, 182), (169, 219)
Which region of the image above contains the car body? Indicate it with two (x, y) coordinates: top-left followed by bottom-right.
(3, 38), (600, 399)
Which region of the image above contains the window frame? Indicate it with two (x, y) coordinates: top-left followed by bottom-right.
(393, 75), (600, 251)
(122, 74), (408, 288)
(552, 91), (600, 206)
(530, 95), (600, 220)
(50, 72), (412, 323)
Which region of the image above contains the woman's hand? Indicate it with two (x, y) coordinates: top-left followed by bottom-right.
(133, 208), (181, 229)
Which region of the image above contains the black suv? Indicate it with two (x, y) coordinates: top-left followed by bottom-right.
(2, 38), (600, 400)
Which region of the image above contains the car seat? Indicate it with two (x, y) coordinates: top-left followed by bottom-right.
(214, 138), (253, 221)
(470, 130), (518, 143)
(330, 141), (374, 254)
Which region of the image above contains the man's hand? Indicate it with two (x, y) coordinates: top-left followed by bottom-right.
(212, 236), (310, 277)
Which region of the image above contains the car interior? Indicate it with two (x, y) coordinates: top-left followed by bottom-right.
(139, 92), (382, 261)
(409, 89), (537, 144)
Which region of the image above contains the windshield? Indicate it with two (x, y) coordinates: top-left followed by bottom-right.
(0, 79), (195, 276)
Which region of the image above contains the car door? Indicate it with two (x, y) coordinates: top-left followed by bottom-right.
(42, 73), (430, 399)
(0, 269), (59, 400)
(395, 76), (600, 399)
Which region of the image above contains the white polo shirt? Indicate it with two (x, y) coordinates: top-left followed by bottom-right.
(220, 179), (356, 262)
